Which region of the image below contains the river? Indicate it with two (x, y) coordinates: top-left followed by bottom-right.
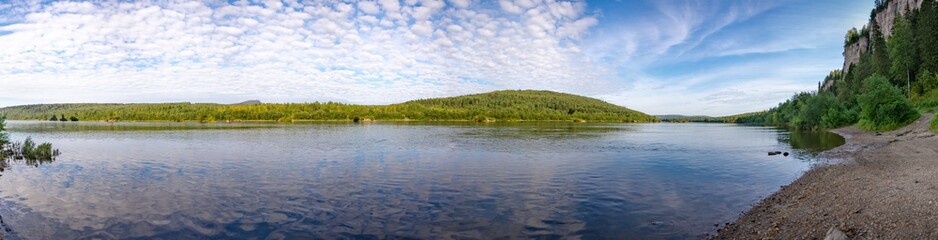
(0, 121), (843, 239)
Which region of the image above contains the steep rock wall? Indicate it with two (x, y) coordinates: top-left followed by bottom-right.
(828, 0), (926, 91)
(842, 37), (869, 74)
(875, 0), (925, 38)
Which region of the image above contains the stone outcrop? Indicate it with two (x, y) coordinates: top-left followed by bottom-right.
(875, 0), (925, 38)
(842, 37), (869, 74)
(828, 0), (927, 91)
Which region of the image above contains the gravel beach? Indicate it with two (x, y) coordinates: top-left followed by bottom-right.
(713, 114), (938, 239)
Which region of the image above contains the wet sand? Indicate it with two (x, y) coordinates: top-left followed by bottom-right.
(714, 114), (938, 239)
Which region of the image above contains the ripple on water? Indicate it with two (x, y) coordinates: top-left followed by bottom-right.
(0, 122), (842, 239)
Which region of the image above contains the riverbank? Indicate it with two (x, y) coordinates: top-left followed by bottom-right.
(713, 114), (938, 239)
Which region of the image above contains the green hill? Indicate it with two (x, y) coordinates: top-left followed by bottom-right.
(0, 90), (657, 123)
(656, 112), (766, 123)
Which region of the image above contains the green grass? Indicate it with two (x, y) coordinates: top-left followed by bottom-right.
(912, 90), (938, 132)
(931, 117), (938, 132)
(912, 89), (938, 113)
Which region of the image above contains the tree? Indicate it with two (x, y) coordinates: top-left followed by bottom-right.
(870, 23), (892, 77)
(845, 27), (860, 46)
(0, 115), (9, 150)
(858, 75), (920, 131)
(888, 14), (917, 96)
(917, 0), (938, 73)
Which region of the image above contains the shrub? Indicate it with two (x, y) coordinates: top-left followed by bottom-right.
(821, 105), (858, 129)
(857, 75), (921, 131)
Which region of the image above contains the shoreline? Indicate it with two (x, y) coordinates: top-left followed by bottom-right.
(713, 114), (938, 239)
(3, 119), (655, 124)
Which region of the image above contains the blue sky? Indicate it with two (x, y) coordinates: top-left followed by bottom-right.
(0, 0), (872, 115)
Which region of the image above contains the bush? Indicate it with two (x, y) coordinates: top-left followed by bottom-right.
(821, 105), (858, 129)
(857, 75), (921, 131)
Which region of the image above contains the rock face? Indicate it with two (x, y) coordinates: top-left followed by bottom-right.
(875, 0), (925, 38)
(830, 0), (926, 91)
(842, 37), (869, 74)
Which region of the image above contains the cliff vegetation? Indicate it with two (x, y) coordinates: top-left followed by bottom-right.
(740, 0), (938, 131)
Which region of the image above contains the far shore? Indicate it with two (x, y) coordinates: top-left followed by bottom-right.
(713, 114), (938, 239)
(6, 119), (652, 124)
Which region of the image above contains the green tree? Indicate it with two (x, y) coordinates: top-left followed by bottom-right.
(888, 15), (917, 96)
(858, 75), (920, 131)
(0, 115), (9, 150)
(917, 0), (938, 72)
(870, 23), (892, 77)
(845, 27), (860, 46)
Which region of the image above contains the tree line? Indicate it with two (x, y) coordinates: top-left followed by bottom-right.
(0, 90), (659, 123)
(49, 114), (79, 122)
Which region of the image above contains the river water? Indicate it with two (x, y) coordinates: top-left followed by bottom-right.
(0, 121), (843, 239)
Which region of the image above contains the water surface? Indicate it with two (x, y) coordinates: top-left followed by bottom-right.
(0, 121), (842, 239)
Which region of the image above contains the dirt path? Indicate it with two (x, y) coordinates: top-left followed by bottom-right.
(713, 114), (938, 239)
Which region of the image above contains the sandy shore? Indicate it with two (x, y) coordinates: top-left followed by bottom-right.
(713, 114), (938, 239)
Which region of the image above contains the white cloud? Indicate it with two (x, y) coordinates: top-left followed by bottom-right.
(498, 0), (525, 15)
(448, 0), (472, 9)
(0, 0), (608, 106)
(357, 1), (380, 15)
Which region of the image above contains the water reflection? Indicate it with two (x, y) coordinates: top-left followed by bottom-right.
(0, 122), (842, 239)
(1, 138), (59, 172)
(6, 120), (277, 133)
(777, 130), (846, 154)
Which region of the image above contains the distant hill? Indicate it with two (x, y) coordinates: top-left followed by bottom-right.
(231, 100), (262, 105)
(655, 114), (714, 122)
(0, 90), (657, 123)
(656, 115), (712, 120)
(402, 90), (657, 122)
(656, 112), (767, 123)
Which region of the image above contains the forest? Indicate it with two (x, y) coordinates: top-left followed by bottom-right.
(738, 0), (938, 131)
(0, 90), (658, 123)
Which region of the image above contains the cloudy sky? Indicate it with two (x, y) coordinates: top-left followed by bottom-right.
(0, 0), (871, 116)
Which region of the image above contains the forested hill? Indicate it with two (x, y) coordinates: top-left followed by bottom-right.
(0, 90), (658, 123)
(402, 90), (656, 122)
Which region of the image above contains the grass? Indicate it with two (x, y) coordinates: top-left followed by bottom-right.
(912, 90), (938, 132)
(931, 115), (938, 132)
(912, 89), (938, 112)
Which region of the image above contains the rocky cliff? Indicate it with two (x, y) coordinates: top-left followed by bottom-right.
(875, 0), (925, 38)
(842, 37), (869, 74)
(828, 0), (926, 91)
